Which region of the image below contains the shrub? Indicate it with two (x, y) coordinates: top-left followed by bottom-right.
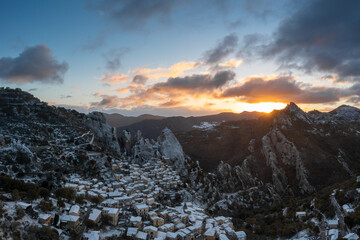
(15, 206), (25, 220)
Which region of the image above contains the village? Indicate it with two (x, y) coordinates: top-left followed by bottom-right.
(9, 156), (247, 240)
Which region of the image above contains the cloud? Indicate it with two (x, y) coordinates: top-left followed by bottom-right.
(221, 75), (359, 104)
(203, 33), (238, 64)
(159, 99), (185, 108)
(91, 94), (119, 107)
(153, 70), (235, 92)
(132, 74), (148, 84)
(247, 0), (360, 82)
(93, 70), (236, 110)
(90, 0), (181, 30)
(133, 61), (198, 79)
(0, 44), (68, 84)
(28, 88), (37, 92)
(103, 48), (129, 71)
(101, 72), (129, 84)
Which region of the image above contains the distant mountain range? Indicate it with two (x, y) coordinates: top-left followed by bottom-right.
(112, 111), (264, 139)
(103, 113), (165, 128)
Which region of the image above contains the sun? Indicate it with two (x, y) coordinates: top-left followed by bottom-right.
(234, 102), (287, 113)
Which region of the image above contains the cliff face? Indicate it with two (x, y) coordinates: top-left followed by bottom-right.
(84, 112), (121, 154)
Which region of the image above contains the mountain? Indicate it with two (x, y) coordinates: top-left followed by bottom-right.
(0, 87), (121, 187)
(116, 111), (264, 139)
(175, 102), (360, 197)
(3, 88), (360, 239)
(103, 112), (165, 128)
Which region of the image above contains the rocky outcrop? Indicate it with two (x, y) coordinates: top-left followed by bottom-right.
(84, 112), (121, 154)
(262, 127), (314, 194)
(158, 128), (185, 170)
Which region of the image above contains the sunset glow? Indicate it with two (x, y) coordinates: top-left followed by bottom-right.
(234, 102), (287, 113)
(0, 1), (359, 116)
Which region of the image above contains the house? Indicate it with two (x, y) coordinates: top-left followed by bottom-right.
(38, 213), (52, 225)
(166, 232), (178, 240)
(235, 231), (247, 240)
(159, 223), (174, 232)
(295, 211), (306, 218)
(60, 215), (80, 229)
(102, 207), (120, 226)
(83, 231), (100, 240)
(147, 197), (155, 205)
(69, 205), (80, 216)
(17, 202), (32, 210)
(344, 233), (359, 240)
(127, 227), (138, 238)
(204, 229), (217, 240)
(88, 209), (102, 224)
(343, 204), (355, 215)
(130, 216), (142, 228)
(144, 226), (158, 238)
(152, 216), (165, 227)
(328, 219), (339, 229)
(136, 231), (148, 240)
(135, 204), (149, 216)
(219, 234), (229, 240)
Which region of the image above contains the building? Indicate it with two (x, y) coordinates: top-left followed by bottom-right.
(144, 226), (158, 238)
(130, 216), (142, 228)
(60, 215), (80, 229)
(38, 214), (52, 225)
(102, 207), (120, 226)
(83, 231), (100, 240)
(88, 209), (102, 225)
(135, 204), (149, 216)
(69, 205), (80, 216)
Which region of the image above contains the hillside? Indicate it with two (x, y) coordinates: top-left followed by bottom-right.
(103, 113), (165, 128)
(116, 111), (264, 139)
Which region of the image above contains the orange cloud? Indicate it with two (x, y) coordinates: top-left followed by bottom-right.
(218, 59), (243, 68)
(101, 72), (129, 84)
(133, 61), (198, 80)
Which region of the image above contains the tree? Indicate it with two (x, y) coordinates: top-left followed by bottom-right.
(38, 200), (52, 212)
(15, 206), (25, 220)
(12, 189), (20, 201)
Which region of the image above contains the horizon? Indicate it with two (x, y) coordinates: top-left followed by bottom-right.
(1, 1), (360, 117)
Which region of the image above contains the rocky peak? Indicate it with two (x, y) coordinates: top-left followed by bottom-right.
(278, 102), (312, 124)
(158, 128), (185, 170)
(329, 105), (360, 122)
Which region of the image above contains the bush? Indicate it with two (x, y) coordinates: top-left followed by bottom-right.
(15, 206), (25, 220)
(54, 187), (75, 202)
(12, 189), (20, 201)
(38, 200), (52, 212)
(24, 226), (59, 240)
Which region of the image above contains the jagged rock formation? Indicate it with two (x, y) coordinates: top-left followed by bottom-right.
(0, 87), (121, 186)
(176, 102), (360, 200)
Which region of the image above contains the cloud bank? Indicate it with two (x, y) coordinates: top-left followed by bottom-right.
(0, 44), (68, 84)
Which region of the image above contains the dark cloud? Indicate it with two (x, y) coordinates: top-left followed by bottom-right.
(159, 99), (184, 108)
(60, 95), (72, 99)
(91, 94), (119, 107)
(0, 44), (68, 84)
(28, 88), (37, 92)
(221, 76), (359, 104)
(103, 48), (129, 71)
(90, 0), (181, 30)
(250, 0), (360, 82)
(203, 34), (238, 64)
(153, 70), (235, 91)
(132, 74), (148, 84)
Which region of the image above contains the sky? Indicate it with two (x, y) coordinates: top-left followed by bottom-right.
(1, 0), (360, 116)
